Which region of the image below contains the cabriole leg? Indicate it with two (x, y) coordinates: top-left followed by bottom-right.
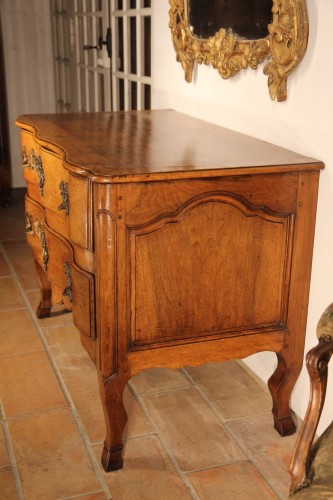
(34, 258), (52, 318)
(289, 337), (333, 494)
(98, 372), (129, 472)
(268, 351), (300, 436)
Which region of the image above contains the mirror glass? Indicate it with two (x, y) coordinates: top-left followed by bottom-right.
(188, 0), (273, 40)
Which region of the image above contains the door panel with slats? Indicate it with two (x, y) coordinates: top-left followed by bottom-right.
(50, 0), (151, 112)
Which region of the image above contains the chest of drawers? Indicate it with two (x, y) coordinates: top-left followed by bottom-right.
(16, 110), (324, 471)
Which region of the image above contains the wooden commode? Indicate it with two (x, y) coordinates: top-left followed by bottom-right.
(16, 110), (324, 471)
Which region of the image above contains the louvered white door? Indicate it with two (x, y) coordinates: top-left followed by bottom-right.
(74, 0), (111, 111)
(110, 0), (152, 110)
(51, 0), (77, 111)
(51, 0), (151, 111)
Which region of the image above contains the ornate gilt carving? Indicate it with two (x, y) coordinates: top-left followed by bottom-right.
(22, 147), (29, 167)
(169, 0), (308, 101)
(25, 213), (49, 271)
(22, 148), (45, 195)
(62, 261), (73, 303)
(58, 181), (69, 215)
(25, 212), (33, 233)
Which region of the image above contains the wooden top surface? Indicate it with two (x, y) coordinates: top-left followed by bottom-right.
(16, 110), (324, 182)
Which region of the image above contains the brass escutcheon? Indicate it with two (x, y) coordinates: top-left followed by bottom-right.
(22, 148), (45, 196)
(62, 261), (73, 302)
(25, 213), (49, 271)
(58, 181), (69, 216)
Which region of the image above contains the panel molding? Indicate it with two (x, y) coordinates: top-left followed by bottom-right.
(126, 191), (295, 351)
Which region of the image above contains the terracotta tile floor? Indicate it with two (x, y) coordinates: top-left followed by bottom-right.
(0, 190), (299, 500)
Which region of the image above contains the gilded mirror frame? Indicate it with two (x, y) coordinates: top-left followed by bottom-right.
(169, 0), (308, 101)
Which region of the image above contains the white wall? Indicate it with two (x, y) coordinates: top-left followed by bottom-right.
(152, 1), (333, 435)
(0, 0), (56, 188)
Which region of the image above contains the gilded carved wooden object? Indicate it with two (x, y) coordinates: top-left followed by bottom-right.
(169, 0), (308, 101)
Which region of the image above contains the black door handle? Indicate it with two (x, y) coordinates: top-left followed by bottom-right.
(83, 28), (111, 58)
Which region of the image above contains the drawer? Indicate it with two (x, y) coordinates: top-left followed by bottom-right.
(25, 195), (72, 309)
(39, 146), (70, 239)
(21, 130), (70, 239)
(44, 225), (73, 310)
(45, 231), (96, 337)
(21, 129), (91, 250)
(40, 146), (68, 211)
(68, 173), (93, 251)
(25, 196), (95, 336)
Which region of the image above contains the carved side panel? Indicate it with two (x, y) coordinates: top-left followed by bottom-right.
(127, 193), (294, 350)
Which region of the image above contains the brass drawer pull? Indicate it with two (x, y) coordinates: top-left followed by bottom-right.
(62, 261), (73, 302)
(25, 213), (49, 271)
(58, 181), (69, 215)
(25, 213), (33, 233)
(22, 148), (45, 196)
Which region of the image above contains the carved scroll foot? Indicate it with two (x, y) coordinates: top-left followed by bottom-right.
(36, 302), (52, 319)
(289, 336), (333, 494)
(34, 259), (52, 318)
(98, 373), (129, 473)
(101, 444), (124, 472)
(268, 351), (300, 437)
(273, 413), (297, 437)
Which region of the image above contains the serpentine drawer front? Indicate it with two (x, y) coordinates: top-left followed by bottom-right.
(16, 110), (324, 472)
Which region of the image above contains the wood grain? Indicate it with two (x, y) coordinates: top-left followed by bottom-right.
(17, 110), (324, 472)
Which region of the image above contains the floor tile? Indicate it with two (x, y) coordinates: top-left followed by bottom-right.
(9, 258), (38, 290)
(0, 309), (43, 357)
(8, 409), (101, 500)
(0, 277), (25, 310)
(43, 324), (105, 441)
(2, 241), (38, 290)
(62, 371), (106, 443)
(185, 360), (272, 419)
(96, 435), (193, 500)
(0, 190), (304, 500)
(0, 205), (26, 242)
(62, 493), (107, 500)
(227, 413), (298, 499)
(123, 386), (152, 438)
(0, 424), (10, 467)
(0, 351), (67, 417)
(43, 325), (105, 441)
(141, 387), (244, 471)
(0, 467), (18, 499)
(42, 323), (92, 369)
(2, 240), (31, 262)
(130, 367), (191, 395)
(43, 324), (152, 442)
(188, 461), (278, 499)
(25, 289), (73, 326)
(0, 252), (9, 276)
